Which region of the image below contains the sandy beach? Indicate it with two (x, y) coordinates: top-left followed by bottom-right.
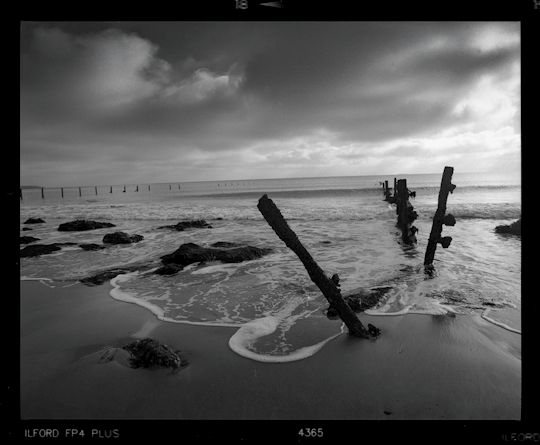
(19, 279), (522, 424)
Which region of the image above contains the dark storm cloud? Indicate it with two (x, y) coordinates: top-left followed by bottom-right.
(20, 21), (520, 186)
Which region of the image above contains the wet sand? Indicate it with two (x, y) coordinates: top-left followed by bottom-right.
(20, 279), (521, 422)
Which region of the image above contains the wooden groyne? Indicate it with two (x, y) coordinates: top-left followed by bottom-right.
(258, 194), (379, 339)
(395, 178), (418, 244)
(424, 166), (456, 269)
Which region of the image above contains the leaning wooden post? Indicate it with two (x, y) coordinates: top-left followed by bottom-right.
(135, 185), (139, 192)
(257, 194), (378, 339)
(424, 167), (457, 268)
(95, 186), (98, 195)
(41, 188), (44, 199)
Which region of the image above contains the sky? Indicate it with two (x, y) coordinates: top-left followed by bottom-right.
(20, 21), (521, 188)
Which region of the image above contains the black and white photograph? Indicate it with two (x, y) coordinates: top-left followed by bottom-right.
(19, 20), (522, 434)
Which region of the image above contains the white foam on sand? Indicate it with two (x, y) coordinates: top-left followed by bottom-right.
(228, 317), (344, 363)
(109, 272), (244, 328)
(481, 308), (522, 334)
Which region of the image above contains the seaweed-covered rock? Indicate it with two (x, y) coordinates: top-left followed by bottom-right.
(24, 218), (45, 224)
(160, 242), (272, 266)
(157, 220), (212, 231)
(20, 243), (62, 258)
(79, 243), (107, 251)
(20, 236), (40, 245)
(495, 218), (521, 236)
(103, 232), (144, 244)
(121, 338), (188, 369)
(154, 264), (184, 276)
(58, 219), (116, 232)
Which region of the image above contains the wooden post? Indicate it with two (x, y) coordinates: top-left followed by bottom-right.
(136, 186), (138, 192)
(20, 188), (22, 200)
(123, 186), (126, 193)
(148, 185), (150, 191)
(424, 167), (457, 268)
(257, 194), (378, 339)
(79, 187), (81, 197)
(178, 184), (180, 189)
(41, 188), (44, 199)
(95, 186), (98, 195)
(396, 179), (418, 244)
(61, 188), (64, 198)
(169, 185), (171, 190)
(110, 186), (113, 193)
(384, 180), (391, 201)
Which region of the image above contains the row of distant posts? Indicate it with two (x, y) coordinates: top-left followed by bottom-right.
(20, 184), (181, 200)
(380, 166), (457, 269)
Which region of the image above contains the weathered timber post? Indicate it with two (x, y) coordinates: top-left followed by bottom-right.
(169, 184), (171, 190)
(178, 184), (181, 190)
(20, 188), (22, 200)
(79, 187), (82, 197)
(41, 188), (44, 199)
(384, 180), (391, 201)
(424, 167), (456, 268)
(136, 186), (139, 192)
(95, 186), (98, 195)
(123, 186), (126, 193)
(396, 179), (418, 244)
(257, 194), (378, 339)
(110, 186), (113, 193)
(61, 188), (64, 198)
(148, 185), (150, 191)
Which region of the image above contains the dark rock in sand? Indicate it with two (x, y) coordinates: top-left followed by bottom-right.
(495, 218), (521, 236)
(58, 219), (116, 232)
(103, 231), (144, 244)
(20, 236), (40, 245)
(154, 264), (185, 276)
(157, 220), (212, 231)
(20, 243), (62, 258)
(22, 227), (33, 231)
(368, 323), (381, 337)
(24, 218), (45, 224)
(79, 243), (107, 251)
(326, 286), (393, 317)
(160, 242), (272, 267)
(122, 338), (188, 369)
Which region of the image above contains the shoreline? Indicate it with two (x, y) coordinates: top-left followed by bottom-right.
(20, 279), (521, 420)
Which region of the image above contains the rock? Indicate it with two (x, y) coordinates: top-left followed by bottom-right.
(58, 220), (116, 232)
(20, 243), (62, 258)
(121, 338), (188, 369)
(22, 227), (33, 231)
(103, 232), (144, 244)
(154, 264), (184, 276)
(495, 218), (521, 236)
(326, 286), (393, 317)
(210, 241), (243, 248)
(160, 242), (272, 266)
(24, 218), (45, 224)
(80, 264), (150, 286)
(20, 236), (40, 245)
(79, 243), (107, 251)
(157, 220), (212, 231)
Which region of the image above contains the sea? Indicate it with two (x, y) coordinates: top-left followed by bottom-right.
(20, 171), (521, 362)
